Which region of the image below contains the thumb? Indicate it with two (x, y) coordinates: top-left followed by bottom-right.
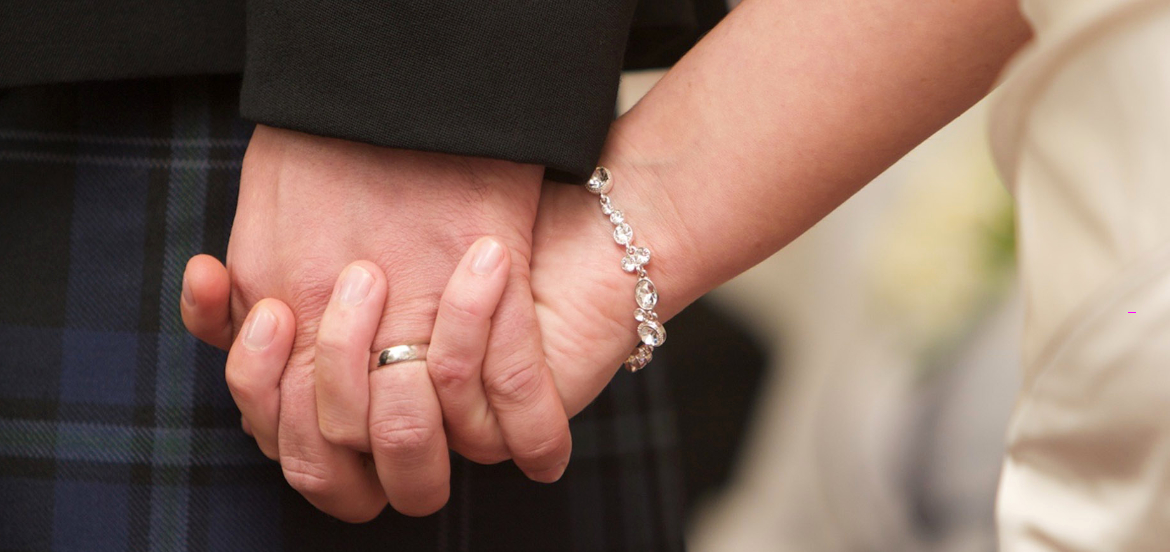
(180, 254), (233, 350)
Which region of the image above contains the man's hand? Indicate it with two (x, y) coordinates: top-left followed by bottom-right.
(184, 149), (690, 480)
(181, 125), (571, 520)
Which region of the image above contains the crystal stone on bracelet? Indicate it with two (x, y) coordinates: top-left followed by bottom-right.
(625, 344), (654, 371)
(621, 256), (640, 273)
(638, 320), (667, 347)
(613, 223), (633, 245)
(585, 166), (666, 372)
(621, 247), (651, 273)
(634, 278), (658, 310)
(586, 166), (613, 194)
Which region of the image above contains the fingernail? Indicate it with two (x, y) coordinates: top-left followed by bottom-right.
(338, 265), (375, 307)
(470, 238), (505, 275)
(528, 462), (568, 483)
(181, 276), (195, 307)
(243, 305), (277, 351)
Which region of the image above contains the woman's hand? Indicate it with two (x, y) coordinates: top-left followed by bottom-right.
(527, 161), (692, 416)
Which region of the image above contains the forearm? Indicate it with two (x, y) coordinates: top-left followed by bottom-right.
(607, 0), (1031, 318)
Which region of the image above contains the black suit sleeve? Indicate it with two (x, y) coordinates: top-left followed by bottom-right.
(239, 0), (641, 183)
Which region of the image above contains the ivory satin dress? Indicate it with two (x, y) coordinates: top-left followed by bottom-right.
(991, 0), (1170, 549)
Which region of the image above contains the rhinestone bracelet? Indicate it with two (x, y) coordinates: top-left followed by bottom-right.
(585, 166), (666, 372)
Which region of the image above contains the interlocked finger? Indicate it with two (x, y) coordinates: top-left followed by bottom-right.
(368, 355), (451, 517)
(480, 272), (572, 483)
(315, 261), (387, 451)
(224, 299), (294, 460)
(427, 237), (512, 463)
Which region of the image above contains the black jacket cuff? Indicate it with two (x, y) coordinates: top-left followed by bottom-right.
(239, 0), (639, 183)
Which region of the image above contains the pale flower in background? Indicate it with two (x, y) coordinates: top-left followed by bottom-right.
(866, 130), (1015, 360)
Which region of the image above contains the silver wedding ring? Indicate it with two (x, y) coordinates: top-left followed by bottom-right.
(375, 344), (429, 369)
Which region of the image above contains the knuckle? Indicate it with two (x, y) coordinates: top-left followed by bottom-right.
(281, 459), (335, 498)
(439, 292), (490, 326)
(318, 418), (368, 451)
(228, 269), (265, 309)
(369, 416), (437, 459)
(483, 361), (543, 407)
(224, 364), (261, 404)
(314, 329), (351, 362)
(285, 264), (338, 311)
(516, 428), (570, 465)
(427, 352), (477, 390)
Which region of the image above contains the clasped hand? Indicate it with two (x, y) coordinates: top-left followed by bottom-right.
(178, 125), (677, 521)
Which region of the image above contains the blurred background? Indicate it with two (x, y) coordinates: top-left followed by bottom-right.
(617, 69), (1022, 552)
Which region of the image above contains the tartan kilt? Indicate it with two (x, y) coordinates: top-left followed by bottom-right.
(0, 77), (686, 552)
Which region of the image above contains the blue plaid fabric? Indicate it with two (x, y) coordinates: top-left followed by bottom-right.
(0, 77), (686, 552)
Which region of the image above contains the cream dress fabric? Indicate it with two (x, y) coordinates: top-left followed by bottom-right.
(990, 0), (1170, 549)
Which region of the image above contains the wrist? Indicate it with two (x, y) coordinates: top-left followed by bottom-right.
(596, 123), (705, 323)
